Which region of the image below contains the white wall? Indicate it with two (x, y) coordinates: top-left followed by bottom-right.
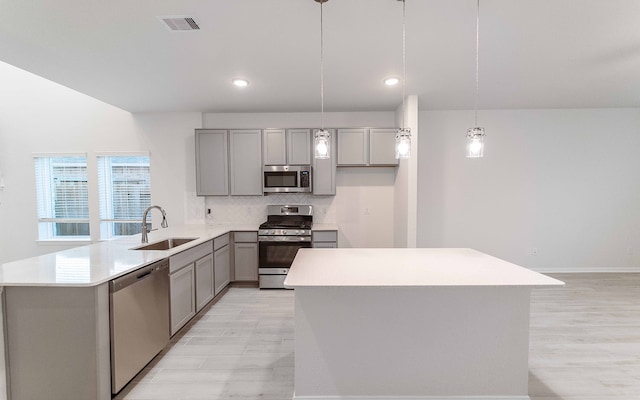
(0, 61), (201, 264)
(202, 112), (397, 247)
(336, 168), (395, 248)
(202, 112), (395, 130)
(418, 108), (640, 272)
(393, 95), (419, 248)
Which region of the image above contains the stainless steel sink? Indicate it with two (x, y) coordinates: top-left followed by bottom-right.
(132, 238), (197, 251)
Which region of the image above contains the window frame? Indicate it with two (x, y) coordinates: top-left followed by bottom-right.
(97, 152), (151, 240)
(33, 153), (91, 242)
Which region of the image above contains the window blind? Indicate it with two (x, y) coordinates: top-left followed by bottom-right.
(34, 156), (89, 239)
(98, 155), (151, 238)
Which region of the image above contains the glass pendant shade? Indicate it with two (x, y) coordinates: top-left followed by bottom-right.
(315, 129), (331, 159)
(395, 128), (411, 159)
(466, 127), (485, 158)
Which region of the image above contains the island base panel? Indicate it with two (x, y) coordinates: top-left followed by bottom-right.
(294, 286), (531, 399)
(4, 285), (110, 400)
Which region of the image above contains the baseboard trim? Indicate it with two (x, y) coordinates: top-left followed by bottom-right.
(292, 395), (530, 400)
(533, 267), (640, 273)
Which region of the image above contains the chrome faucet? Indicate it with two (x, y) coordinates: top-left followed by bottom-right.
(141, 205), (168, 243)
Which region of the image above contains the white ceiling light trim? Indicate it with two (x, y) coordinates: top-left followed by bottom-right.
(232, 79), (249, 88)
(384, 77), (400, 86)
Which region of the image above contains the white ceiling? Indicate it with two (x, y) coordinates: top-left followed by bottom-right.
(1, 0), (639, 113)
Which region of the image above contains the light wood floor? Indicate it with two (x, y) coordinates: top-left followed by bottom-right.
(116, 273), (640, 399)
(529, 273), (640, 400)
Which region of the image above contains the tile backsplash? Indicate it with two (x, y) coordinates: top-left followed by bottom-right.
(202, 193), (337, 225)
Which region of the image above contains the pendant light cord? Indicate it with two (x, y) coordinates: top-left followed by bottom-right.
(474, 0), (480, 126)
(320, 1), (325, 130)
(401, 0), (406, 129)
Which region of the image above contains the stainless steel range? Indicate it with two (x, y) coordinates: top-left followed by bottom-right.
(258, 205), (313, 289)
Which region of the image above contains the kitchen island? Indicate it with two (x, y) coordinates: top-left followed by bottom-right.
(284, 248), (564, 400)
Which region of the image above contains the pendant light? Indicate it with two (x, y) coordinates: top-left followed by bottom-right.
(466, 0), (485, 158)
(314, 0), (331, 159)
(395, 0), (411, 159)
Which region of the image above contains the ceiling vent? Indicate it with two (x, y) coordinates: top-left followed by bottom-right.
(158, 16), (200, 31)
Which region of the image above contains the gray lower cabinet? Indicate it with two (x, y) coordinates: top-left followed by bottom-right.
(313, 128), (337, 195)
(233, 231), (258, 281)
(313, 242), (337, 248)
(196, 129), (229, 195)
(234, 243), (258, 280)
(195, 253), (215, 312)
(230, 129), (263, 195)
(169, 264), (195, 336)
(169, 241), (213, 335)
(214, 234), (231, 295)
(313, 230), (338, 248)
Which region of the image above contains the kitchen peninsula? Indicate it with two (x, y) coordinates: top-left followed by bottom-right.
(284, 248), (564, 400)
(0, 224), (254, 400)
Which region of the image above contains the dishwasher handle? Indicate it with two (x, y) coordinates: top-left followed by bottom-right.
(136, 270), (152, 280)
(110, 259), (169, 293)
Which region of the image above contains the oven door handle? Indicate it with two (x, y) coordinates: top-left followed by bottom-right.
(258, 236), (311, 242)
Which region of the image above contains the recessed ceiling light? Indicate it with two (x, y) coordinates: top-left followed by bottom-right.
(384, 77), (400, 86)
(232, 79), (249, 88)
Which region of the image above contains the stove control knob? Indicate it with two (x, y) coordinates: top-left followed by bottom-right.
(270, 230), (276, 235)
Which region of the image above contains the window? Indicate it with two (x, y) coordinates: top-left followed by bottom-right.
(98, 154), (151, 239)
(34, 155), (90, 240)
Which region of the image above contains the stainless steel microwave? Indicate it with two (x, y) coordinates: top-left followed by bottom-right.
(263, 165), (312, 193)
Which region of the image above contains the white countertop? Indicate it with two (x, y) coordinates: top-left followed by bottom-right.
(0, 225), (253, 287)
(284, 248), (564, 288)
(0, 223), (341, 287)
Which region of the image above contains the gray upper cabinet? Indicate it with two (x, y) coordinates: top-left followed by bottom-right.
(287, 129), (312, 165)
(263, 129), (311, 165)
(195, 129), (229, 196)
(312, 128), (337, 195)
(198, 126), (393, 198)
(338, 128), (368, 166)
(369, 129), (399, 166)
(263, 129), (287, 165)
(338, 128), (399, 167)
(229, 129), (263, 196)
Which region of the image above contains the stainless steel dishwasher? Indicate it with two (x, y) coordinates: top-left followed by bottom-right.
(110, 259), (170, 394)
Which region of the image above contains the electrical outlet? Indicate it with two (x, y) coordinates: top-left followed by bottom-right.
(530, 248), (538, 256)
(628, 247), (633, 255)
(364, 208), (371, 216)
(206, 208), (213, 221)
